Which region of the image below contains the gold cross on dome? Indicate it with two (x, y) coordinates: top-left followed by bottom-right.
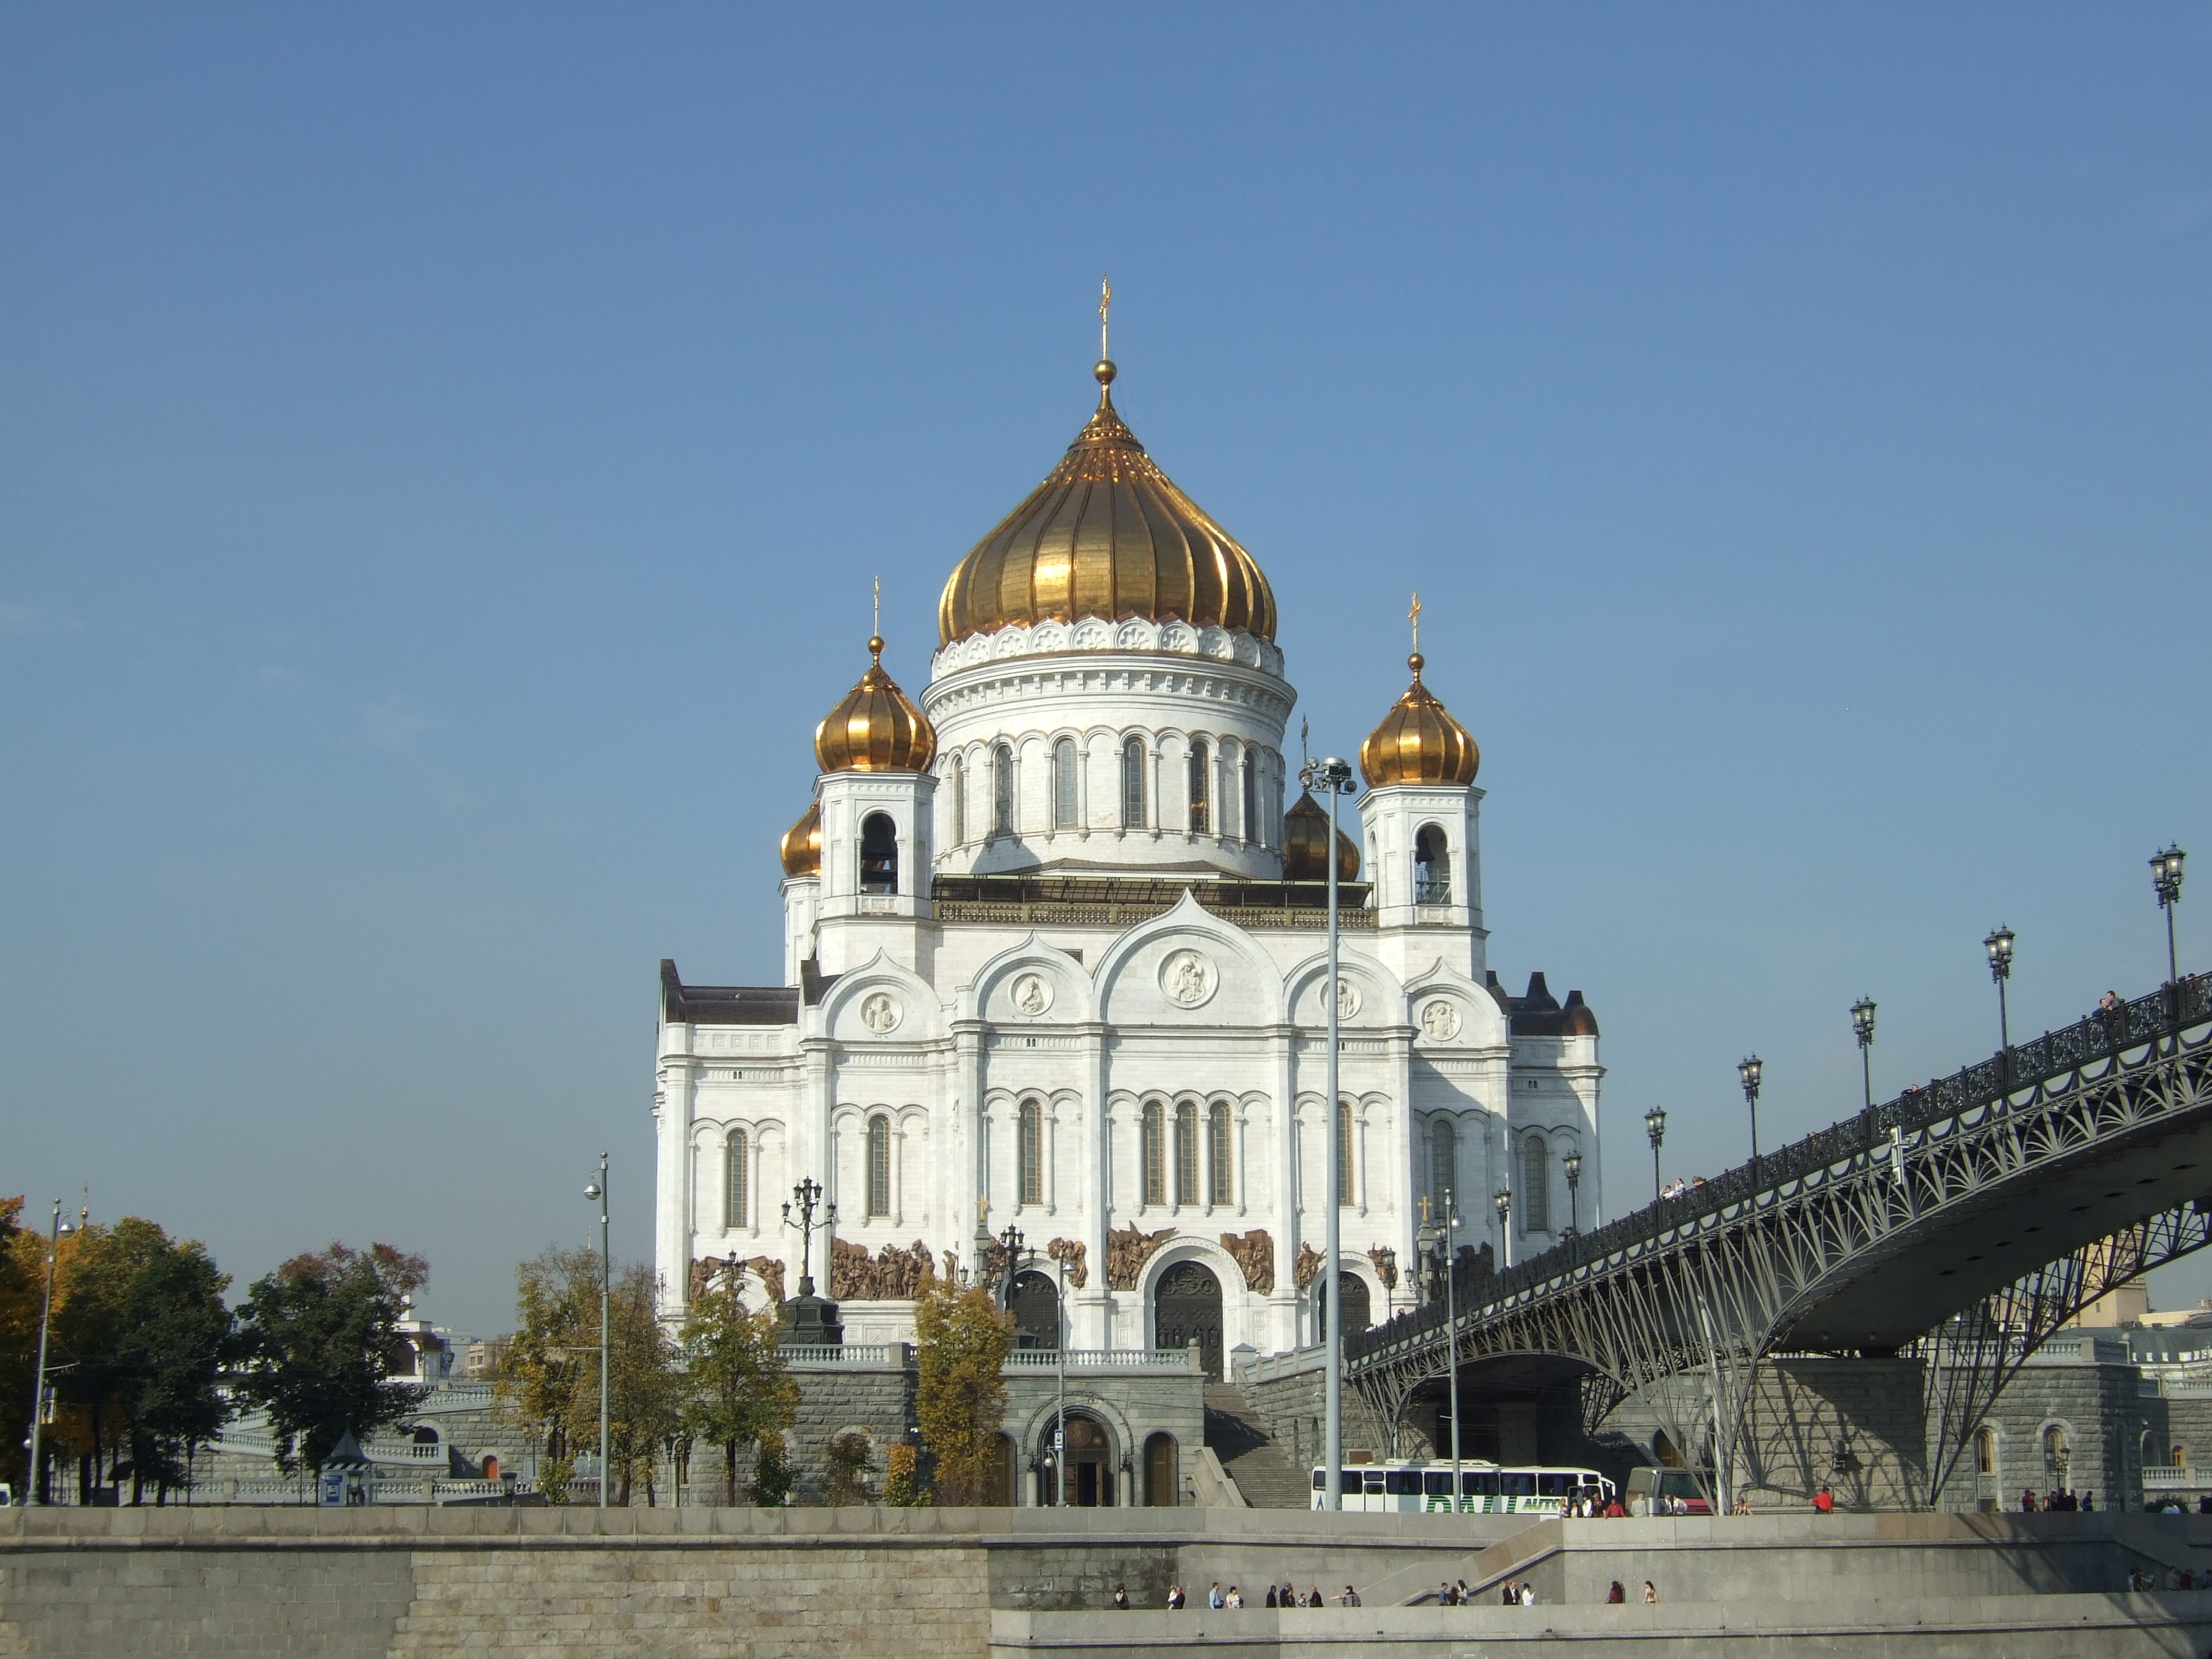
(1410, 592), (1422, 654)
(1100, 273), (1112, 359)
(873, 575), (881, 638)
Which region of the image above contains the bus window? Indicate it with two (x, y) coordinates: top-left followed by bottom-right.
(1424, 1472), (1453, 1497)
(1312, 1470), (1327, 1490)
(1466, 1471), (1497, 1497)
(1386, 1470), (1421, 1495)
(1537, 1473), (1573, 1497)
(1501, 1471), (1537, 1497)
(1364, 1472), (1387, 1494)
(1340, 1471), (1363, 1496)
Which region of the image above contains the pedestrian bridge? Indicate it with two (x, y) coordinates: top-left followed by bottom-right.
(1346, 974), (2212, 1500)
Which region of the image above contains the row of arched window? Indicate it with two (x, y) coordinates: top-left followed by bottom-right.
(944, 737), (1276, 847)
(723, 1119), (896, 1231)
(1424, 1122), (1568, 1234)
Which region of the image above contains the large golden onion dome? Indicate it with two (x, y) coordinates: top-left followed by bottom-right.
(815, 635), (937, 774)
(779, 799), (822, 878)
(1358, 653), (1480, 788)
(937, 362), (1278, 647)
(1282, 789), (1361, 882)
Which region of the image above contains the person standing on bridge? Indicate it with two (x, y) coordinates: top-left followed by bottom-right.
(1642, 1581), (1658, 1605)
(1607, 1581), (1626, 1604)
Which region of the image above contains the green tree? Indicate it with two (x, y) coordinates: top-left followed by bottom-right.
(823, 1431), (873, 1505)
(680, 1275), (798, 1503)
(0, 1198), (39, 1499)
(750, 1430), (795, 1508)
(49, 1217), (171, 1502)
(117, 1239), (233, 1501)
(913, 1276), (1014, 1504)
(234, 1242), (428, 1473)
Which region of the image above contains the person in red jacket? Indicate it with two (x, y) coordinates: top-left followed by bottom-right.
(1812, 1485), (1835, 1514)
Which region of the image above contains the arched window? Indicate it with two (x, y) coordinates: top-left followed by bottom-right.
(1174, 1101), (1199, 1207)
(948, 755), (965, 846)
(2043, 1424), (2070, 1475)
(1522, 1134), (1550, 1233)
(859, 812), (899, 895)
(1207, 1102), (1233, 1205)
(866, 1115), (892, 1218)
(1975, 1427), (1997, 1476)
(1143, 1432), (1177, 1506)
(1017, 1101), (1044, 1208)
(1414, 824), (1452, 904)
(1052, 738), (1078, 830)
(1241, 754), (1259, 844)
(1121, 736), (1147, 830)
(725, 1131), (750, 1230)
(1336, 1101), (1355, 1207)
(2175, 1445), (2189, 1468)
(1428, 1118), (1456, 1214)
(1140, 1102), (1166, 1207)
(1188, 739), (1210, 834)
(992, 742), (1015, 836)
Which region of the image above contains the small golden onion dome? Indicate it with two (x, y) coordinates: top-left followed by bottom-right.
(1282, 789), (1361, 883)
(779, 799), (822, 878)
(937, 363), (1278, 647)
(1358, 653), (1479, 788)
(814, 635), (937, 774)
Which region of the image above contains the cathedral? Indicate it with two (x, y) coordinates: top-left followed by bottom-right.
(652, 343), (1602, 1376)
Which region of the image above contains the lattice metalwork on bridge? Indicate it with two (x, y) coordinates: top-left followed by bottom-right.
(1347, 976), (2212, 1503)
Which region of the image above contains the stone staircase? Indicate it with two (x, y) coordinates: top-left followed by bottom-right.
(1203, 1382), (1313, 1509)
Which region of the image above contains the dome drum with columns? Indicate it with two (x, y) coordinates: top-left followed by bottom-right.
(655, 340), (1602, 1392)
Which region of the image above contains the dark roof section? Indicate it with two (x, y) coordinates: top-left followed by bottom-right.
(659, 958), (809, 1027)
(1497, 969), (1600, 1038)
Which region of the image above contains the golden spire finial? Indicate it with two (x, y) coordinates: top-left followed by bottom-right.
(1409, 592), (1424, 674)
(873, 576), (882, 644)
(1094, 274), (1117, 392)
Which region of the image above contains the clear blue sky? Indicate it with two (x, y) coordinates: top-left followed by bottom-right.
(5, 8), (2207, 1337)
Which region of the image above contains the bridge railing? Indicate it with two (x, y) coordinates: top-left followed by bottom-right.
(1350, 972), (2210, 1364)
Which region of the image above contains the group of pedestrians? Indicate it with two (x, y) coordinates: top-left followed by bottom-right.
(2020, 1487), (2093, 1511)
(1149, 1583), (1355, 1610)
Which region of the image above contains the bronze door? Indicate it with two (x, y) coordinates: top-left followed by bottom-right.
(1154, 1261), (1223, 1379)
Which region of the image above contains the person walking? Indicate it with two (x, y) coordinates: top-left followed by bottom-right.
(1226, 1586), (1243, 1609)
(1264, 1585), (1278, 1609)
(1306, 1587), (1323, 1608)
(1208, 1583), (1224, 1610)
(1337, 1585), (1362, 1607)
(1111, 1586), (1130, 1610)
(1167, 1585), (1185, 1610)
(1501, 1580), (1518, 1606)
(1607, 1581), (1626, 1604)
(1519, 1583), (1536, 1608)
(1642, 1581), (1658, 1605)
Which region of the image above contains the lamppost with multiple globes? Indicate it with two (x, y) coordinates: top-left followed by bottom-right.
(1851, 997), (1877, 1113)
(1984, 926), (2015, 1053)
(25, 1200), (78, 1506)
(1415, 1192), (1464, 1508)
(1300, 750), (1358, 1511)
(2153, 846), (2186, 986)
(1738, 1055), (1764, 1176)
(1644, 1107), (1666, 1203)
(1494, 1185), (1512, 1271)
(583, 1155), (610, 1509)
(1563, 1153), (1583, 1239)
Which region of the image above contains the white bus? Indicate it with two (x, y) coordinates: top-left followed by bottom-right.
(1310, 1459), (1616, 1515)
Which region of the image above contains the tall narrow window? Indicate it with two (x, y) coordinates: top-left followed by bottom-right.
(866, 1115), (892, 1218)
(1018, 1101), (1044, 1207)
(1975, 1428), (1996, 1476)
(859, 812), (899, 895)
(1522, 1133), (1549, 1233)
(1428, 1118), (1456, 1215)
(1414, 824), (1452, 904)
(1335, 1101), (1355, 1207)
(725, 1131), (750, 1231)
(1121, 736), (1146, 829)
(992, 743), (1015, 836)
(948, 755), (965, 846)
(1188, 739), (1210, 834)
(1241, 756), (1259, 845)
(1052, 738), (1078, 830)
(1207, 1102), (1233, 1205)
(1174, 1102), (1198, 1206)
(1141, 1102), (1165, 1206)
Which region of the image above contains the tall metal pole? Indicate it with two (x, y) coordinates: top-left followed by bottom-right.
(590, 1153), (609, 1508)
(1442, 1189), (1460, 1510)
(1322, 762), (1345, 1513)
(26, 1201), (69, 1507)
(1055, 1250), (1068, 1508)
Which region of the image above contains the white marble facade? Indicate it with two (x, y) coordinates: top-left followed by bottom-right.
(652, 383), (1603, 1363)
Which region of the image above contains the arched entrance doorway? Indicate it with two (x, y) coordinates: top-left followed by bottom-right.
(1143, 1432), (1178, 1507)
(1313, 1271), (1371, 1344)
(1154, 1261), (1223, 1379)
(1041, 1413), (1116, 1506)
(1010, 1270), (1059, 1350)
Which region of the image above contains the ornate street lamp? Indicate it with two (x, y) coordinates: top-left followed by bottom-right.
(1493, 1186), (1513, 1271)
(2153, 845), (2187, 986)
(1851, 997), (1877, 1114)
(1562, 1153), (1583, 1239)
(583, 1155), (610, 1509)
(1299, 750), (1358, 1511)
(1644, 1107), (1667, 1203)
(782, 1177), (836, 1300)
(1431, 1191), (1463, 1508)
(25, 1201), (78, 1506)
(1738, 1055), (1764, 1177)
(1984, 926), (2015, 1053)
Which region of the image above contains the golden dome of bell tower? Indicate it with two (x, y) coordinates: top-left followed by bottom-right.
(814, 632), (937, 774)
(1358, 651), (1479, 788)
